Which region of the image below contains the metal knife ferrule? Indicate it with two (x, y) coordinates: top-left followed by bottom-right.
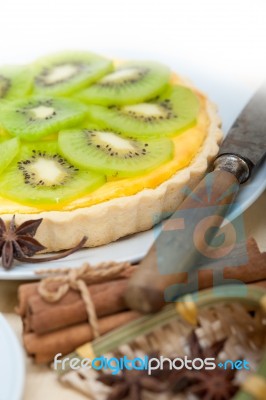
(213, 153), (252, 183)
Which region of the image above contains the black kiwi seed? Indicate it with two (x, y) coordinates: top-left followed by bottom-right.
(58, 127), (173, 178)
(84, 129), (151, 160)
(97, 67), (148, 88)
(113, 100), (177, 123)
(86, 85), (199, 139)
(16, 100), (57, 122)
(0, 75), (11, 98)
(78, 61), (171, 107)
(18, 151), (78, 188)
(35, 62), (85, 87)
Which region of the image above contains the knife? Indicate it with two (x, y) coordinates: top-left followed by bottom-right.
(125, 82), (266, 313)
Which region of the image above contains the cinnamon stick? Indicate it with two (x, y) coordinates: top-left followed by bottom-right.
(17, 265), (135, 317)
(250, 280), (266, 289)
(17, 280), (108, 317)
(131, 237), (266, 302)
(24, 279), (129, 334)
(17, 282), (41, 316)
(23, 311), (140, 364)
(201, 237), (266, 287)
(18, 238), (266, 334)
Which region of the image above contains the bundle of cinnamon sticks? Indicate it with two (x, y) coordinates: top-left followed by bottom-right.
(17, 237), (266, 364)
(17, 263), (140, 363)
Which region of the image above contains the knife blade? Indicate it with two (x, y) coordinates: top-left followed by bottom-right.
(126, 82), (266, 313)
(218, 82), (266, 165)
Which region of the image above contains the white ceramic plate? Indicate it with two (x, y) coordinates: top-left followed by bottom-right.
(0, 314), (25, 400)
(0, 64), (265, 280)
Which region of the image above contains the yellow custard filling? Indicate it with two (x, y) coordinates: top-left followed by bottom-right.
(0, 90), (208, 214)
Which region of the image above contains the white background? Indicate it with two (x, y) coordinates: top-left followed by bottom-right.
(0, 0), (266, 131)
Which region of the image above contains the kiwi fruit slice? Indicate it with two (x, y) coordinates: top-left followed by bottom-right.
(0, 66), (32, 100)
(0, 96), (87, 140)
(0, 141), (105, 207)
(58, 126), (173, 177)
(0, 137), (20, 174)
(77, 61), (170, 106)
(87, 85), (200, 138)
(33, 51), (113, 96)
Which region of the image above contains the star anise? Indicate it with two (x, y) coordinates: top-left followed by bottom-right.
(167, 331), (239, 400)
(97, 365), (168, 400)
(0, 215), (87, 270)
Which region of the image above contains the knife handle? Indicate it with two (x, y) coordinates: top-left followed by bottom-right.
(125, 166), (243, 314)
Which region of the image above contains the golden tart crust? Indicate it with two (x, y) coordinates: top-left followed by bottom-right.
(0, 76), (222, 252)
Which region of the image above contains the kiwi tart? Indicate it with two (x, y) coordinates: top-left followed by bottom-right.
(0, 51), (221, 252)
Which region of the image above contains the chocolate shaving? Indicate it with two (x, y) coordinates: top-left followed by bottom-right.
(0, 215), (87, 270)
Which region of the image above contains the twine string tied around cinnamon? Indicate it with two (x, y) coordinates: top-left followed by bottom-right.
(37, 261), (132, 339)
